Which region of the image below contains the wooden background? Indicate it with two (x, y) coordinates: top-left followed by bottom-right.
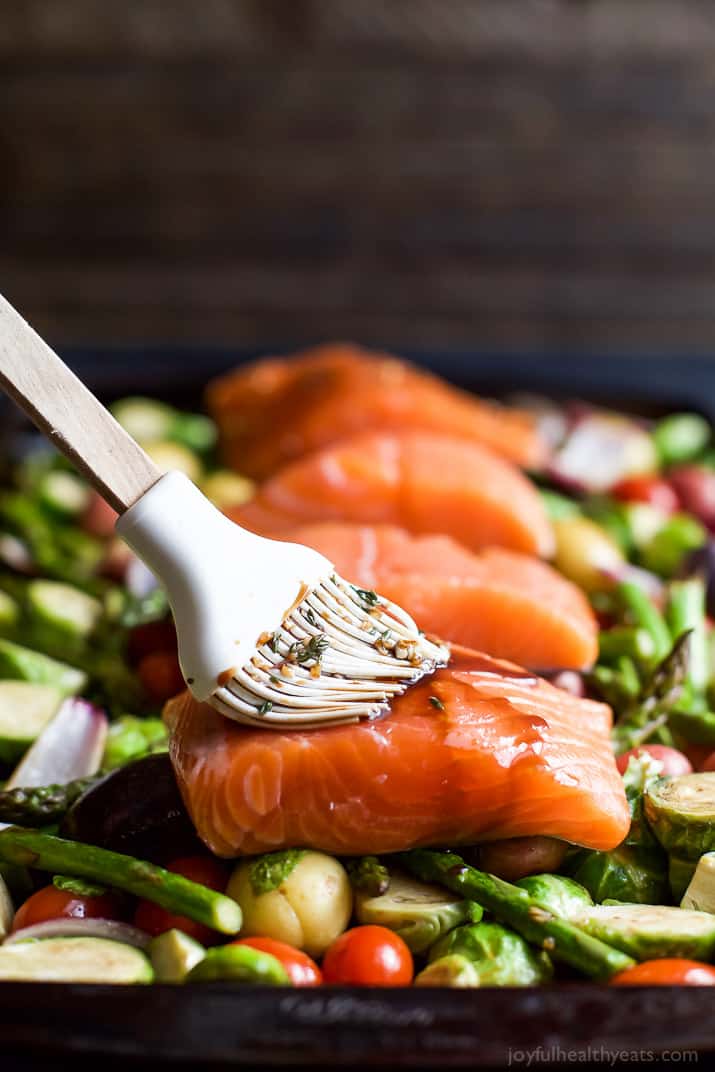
(3, 1), (715, 355)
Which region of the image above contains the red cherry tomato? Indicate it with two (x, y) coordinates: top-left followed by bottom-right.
(137, 650), (185, 702)
(698, 750), (715, 772)
(232, 937), (322, 986)
(611, 959), (715, 987)
(127, 618), (178, 666)
(82, 490), (119, 537)
(616, 745), (693, 777)
(133, 856), (229, 944)
(669, 466), (715, 528)
(13, 884), (125, 933)
(612, 476), (679, 514)
(321, 926), (413, 987)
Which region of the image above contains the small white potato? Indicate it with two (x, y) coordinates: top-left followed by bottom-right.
(228, 851), (352, 957)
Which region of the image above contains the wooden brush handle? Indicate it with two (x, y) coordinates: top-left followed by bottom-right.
(0, 292), (161, 513)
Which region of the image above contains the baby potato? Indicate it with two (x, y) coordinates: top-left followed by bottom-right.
(552, 516), (624, 592)
(228, 851), (352, 958)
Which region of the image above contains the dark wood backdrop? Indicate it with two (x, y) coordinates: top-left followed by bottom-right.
(3, 1), (715, 355)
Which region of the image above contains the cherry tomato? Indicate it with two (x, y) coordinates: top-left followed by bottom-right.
(82, 490), (119, 537)
(610, 959), (715, 987)
(612, 476), (679, 514)
(616, 745), (693, 777)
(13, 884), (125, 933)
(137, 650), (185, 702)
(321, 926), (413, 987)
(669, 466), (715, 528)
(127, 618), (178, 666)
(133, 856), (229, 944)
(232, 937), (322, 986)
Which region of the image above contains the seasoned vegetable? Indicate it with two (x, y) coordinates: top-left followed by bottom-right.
(355, 870), (480, 953)
(7, 698), (107, 792)
(0, 638), (86, 695)
(228, 851), (352, 958)
(429, 922), (553, 986)
(0, 936), (153, 983)
(232, 938), (322, 986)
(641, 513), (707, 577)
(61, 752), (201, 862)
(0, 775), (102, 826)
(102, 715), (168, 771)
(681, 852), (715, 913)
(37, 471), (90, 521)
(0, 828), (241, 935)
(27, 579), (103, 654)
(569, 845), (669, 906)
(134, 855), (229, 945)
(149, 929), (206, 983)
(667, 579), (708, 692)
(0, 682), (63, 764)
(573, 903), (715, 961)
(187, 944), (290, 985)
(414, 954), (481, 988)
(12, 880), (125, 933)
(400, 850), (635, 979)
(346, 855), (391, 897)
(644, 773), (715, 857)
(476, 837), (569, 882)
(515, 874), (593, 919)
(552, 516), (624, 592)
(321, 925), (413, 986)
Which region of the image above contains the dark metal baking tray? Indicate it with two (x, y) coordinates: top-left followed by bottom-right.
(3, 346), (715, 1070)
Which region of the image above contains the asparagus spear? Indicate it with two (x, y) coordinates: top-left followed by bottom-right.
(0, 827), (241, 935)
(399, 850), (635, 980)
(345, 855), (391, 897)
(667, 579), (708, 693)
(616, 581), (671, 663)
(0, 775), (103, 826)
(610, 632), (690, 753)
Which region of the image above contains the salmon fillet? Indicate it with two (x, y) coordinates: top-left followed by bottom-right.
(206, 343), (546, 479)
(166, 648), (629, 858)
(233, 431), (554, 558)
(263, 522), (597, 670)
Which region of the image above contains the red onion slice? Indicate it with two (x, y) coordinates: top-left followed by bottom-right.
(549, 413), (657, 494)
(7, 698), (108, 791)
(4, 918), (151, 949)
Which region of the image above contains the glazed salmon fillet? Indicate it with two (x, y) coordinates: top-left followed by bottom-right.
(265, 523), (597, 670)
(165, 648), (629, 858)
(206, 344), (546, 479)
(233, 431), (554, 557)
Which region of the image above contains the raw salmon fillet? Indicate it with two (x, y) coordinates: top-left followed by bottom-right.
(265, 523), (597, 670)
(166, 648), (629, 858)
(233, 431), (554, 557)
(206, 344), (546, 479)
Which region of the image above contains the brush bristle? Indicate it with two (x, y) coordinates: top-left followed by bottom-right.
(210, 574), (449, 727)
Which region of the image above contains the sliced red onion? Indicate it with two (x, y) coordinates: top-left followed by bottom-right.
(548, 412), (658, 494)
(7, 699), (108, 791)
(0, 533), (33, 573)
(125, 555), (159, 598)
(600, 562), (665, 602)
(4, 918), (151, 949)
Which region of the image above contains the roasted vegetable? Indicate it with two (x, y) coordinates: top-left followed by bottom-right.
(149, 929), (206, 983)
(346, 856), (391, 897)
(102, 715), (168, 771)
(62, 753), (201, 863)
(0, 827), (241, 935)
(569, 844), (669, 906)
(0, 936), (154, 984)
(652, 413), (711, 467)
(573, 903), (715, 961)
(515, 874), (593, 919)
(414, 953), (480, 988)
(187, 943), (290, 985)
(0, 682), (63, 764)
(355, 870), (480, 953)
(0, 638), (86, 695)
(0, 774), (102, 825)
(644, 773), (715, 858)
(400, 850), (634, 979)
(428, 922), (553, 986)
(228, 851), (352, 958)
(670, 855), (699, 903)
